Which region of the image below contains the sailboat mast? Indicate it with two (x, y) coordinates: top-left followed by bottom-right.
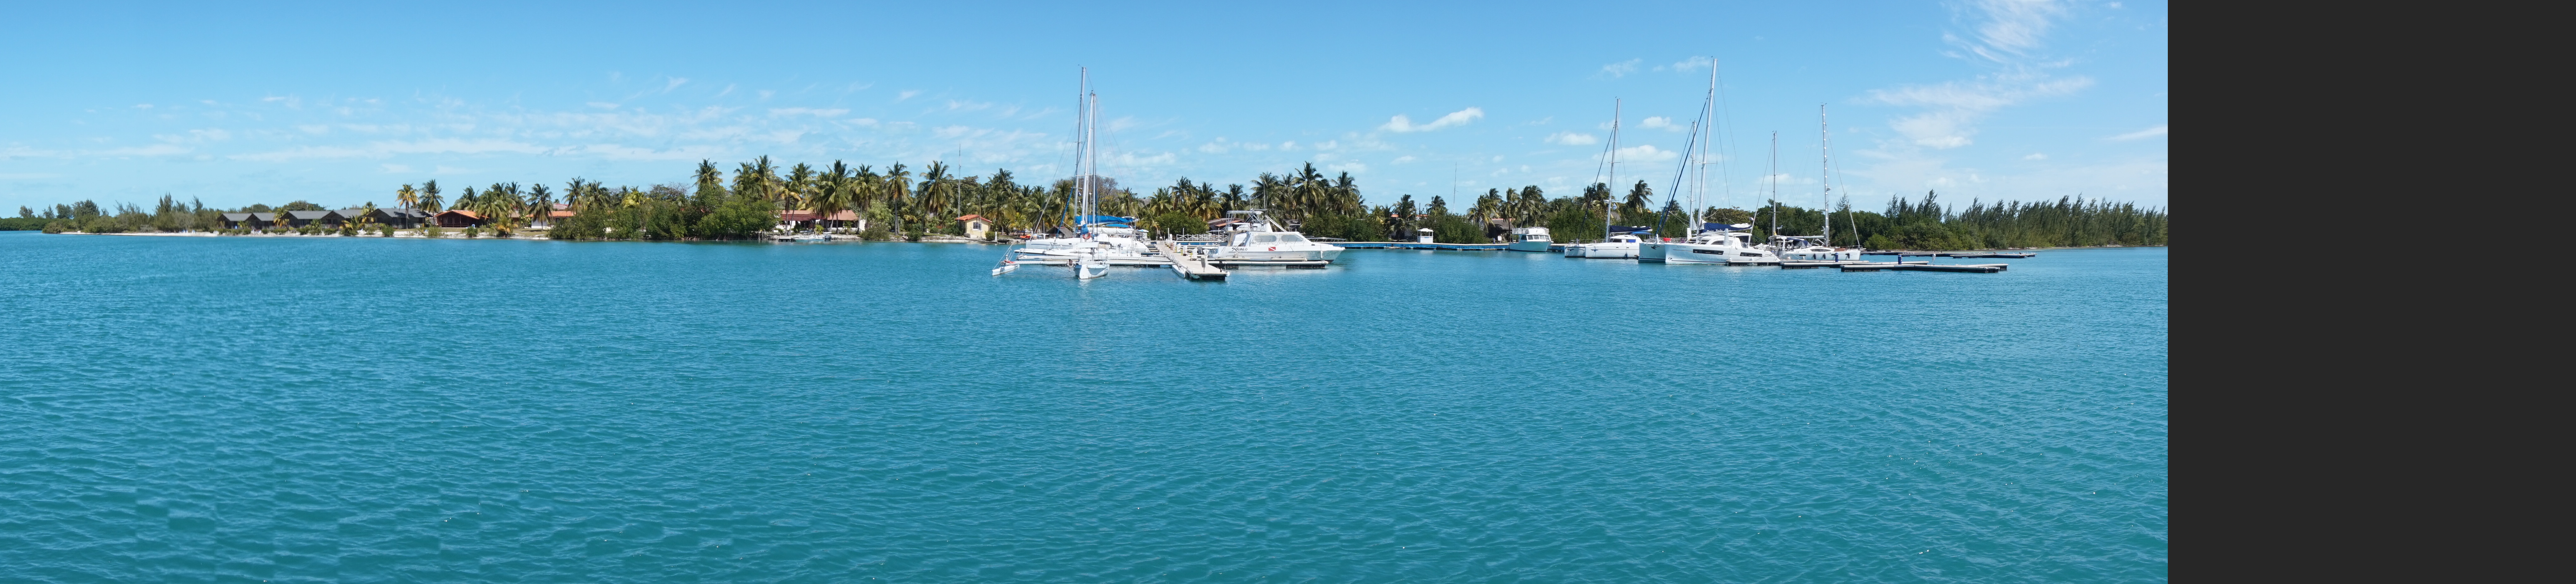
(1607, 98), (1619, 239)
(1072, 68), (1088, 234)
(1696, 59), (1716, 235)
(1820, 104), (1833, 248)
(1768, 132), (1779, 238)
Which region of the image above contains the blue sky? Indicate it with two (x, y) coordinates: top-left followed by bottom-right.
(1, 0), (2165, 213)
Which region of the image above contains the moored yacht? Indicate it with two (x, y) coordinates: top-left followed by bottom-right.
(1563, 232), (1644, 259)
(1204, 209), (1344, 263)
(1769, 235), (1862, 261)
(1655, 224), (1778, 265)
(1507, 227), (1553, 252)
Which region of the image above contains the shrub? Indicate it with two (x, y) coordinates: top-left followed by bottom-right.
(420, 224), (444, 239)
(463, 226), (480, 238)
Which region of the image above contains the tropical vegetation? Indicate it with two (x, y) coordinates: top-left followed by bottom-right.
(14, 158), (2165, 250)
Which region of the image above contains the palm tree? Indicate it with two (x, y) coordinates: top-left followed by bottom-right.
(809, 161), (856, 234)
(693, 160), (727, 206)
(396, 184), (419, 211)
(527, 184), (555, 227)
(420, 180), (444, 212)
(881, 163), (912, 237)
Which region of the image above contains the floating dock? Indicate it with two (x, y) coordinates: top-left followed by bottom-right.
(1330, 241), (1511, 251)
(1863, 251), (2039, 258)
(1780, 260), (1893, 269)
(1153, 241), (1227, 280)
(1837, 262), (2008, 273)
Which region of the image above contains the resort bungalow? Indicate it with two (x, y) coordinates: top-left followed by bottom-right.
(279, 210), (339, 228)
(433, 209), (486, 228)
(779, 209), (860, 232)
(360, 208), (432, 228)
(956, 214), (993, 239)
(529, 203), (573, 228)
(219, 212), (276, 230)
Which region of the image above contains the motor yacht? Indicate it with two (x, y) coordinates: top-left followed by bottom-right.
(1506, 227), (1553, 252)
(1205, 209), (1343, 263)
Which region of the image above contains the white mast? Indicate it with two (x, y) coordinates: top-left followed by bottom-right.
(1820, 104), (1833, 247)
(1607, 98), (1620, 238)
(1072, 68), (1089, 235)
(1696, 59), (1716, 234)
(1768, 132), (1779, 237)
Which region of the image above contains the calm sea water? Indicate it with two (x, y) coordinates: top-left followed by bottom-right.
(0, 232), (2166, 582)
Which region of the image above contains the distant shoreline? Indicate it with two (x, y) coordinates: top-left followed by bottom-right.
(29, 230), (2165, 252)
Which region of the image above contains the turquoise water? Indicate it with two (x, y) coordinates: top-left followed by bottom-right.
(0, 232), (2167, 582)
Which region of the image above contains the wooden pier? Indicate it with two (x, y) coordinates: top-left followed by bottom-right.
(1154, 240), (1228, 280)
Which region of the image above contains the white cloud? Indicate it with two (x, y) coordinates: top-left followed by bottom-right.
(896, 90), (921, 102)
(586, 102), (619, 110)
(1601, 59), (1642, 78)
(2107, 124), (2166, 141)
(228, 138), (550, 161)
(1857, 0), (2090, 149)
(1639, 116), (1688, 132)
(1546, 132), (1598, 145)
(2023, 153), (2047, 160)
(1329, 162), (1368, 173)
(1380, 107), (1484, 132)
(1392, 155), (1417, 164)
(1669, 56), (1716, 72)
(1952, 0), (2069, 61)
(1613, 144), (1679, 163)
(663, 77), (689, 92)
(98, 144), (192, 156)
(769, 107), (848, 117)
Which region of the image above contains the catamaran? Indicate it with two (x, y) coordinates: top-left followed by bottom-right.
(993, 68), (1138, 279)
(1761, 105), (1865, 262)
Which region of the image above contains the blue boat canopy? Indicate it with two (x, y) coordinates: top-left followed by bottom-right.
(1607, 225), (1654, 234)
(1702, 222), (1753, 232)
(1077, 215), (1136, 225)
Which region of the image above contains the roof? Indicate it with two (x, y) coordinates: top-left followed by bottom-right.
(436, 209), (484, 219)
(956, 214), (987, 222)
(282, 210), (334, 220)
(547, 210), (576, 218)
(250, 212), (276, 221)
(221, 213), (254, 221)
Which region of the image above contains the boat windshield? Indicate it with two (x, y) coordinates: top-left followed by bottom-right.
(1276, 233), (1307, 243)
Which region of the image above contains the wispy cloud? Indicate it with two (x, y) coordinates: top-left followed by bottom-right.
(1638, 116), (1688, 132)
(1380, 107), (1484, 133)
(1600, 59), (1642, 78)
(1545, 132), (1598, 145)
(1863, 0), (2089, 149)
(2107, 124), (2166, 141)
(768, 107), (848, 117)
(1613, 144), (1679, 163)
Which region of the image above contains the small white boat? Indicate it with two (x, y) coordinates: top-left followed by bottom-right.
(1563, 233), (1643, 259)
(1075, 256), (1108, 279)
(1507, 227), (1553, 252)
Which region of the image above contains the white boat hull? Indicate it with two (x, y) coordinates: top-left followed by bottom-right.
(1564, 242), (1638, 259)
(1778, 248), (1863, 261)
(1507, 240), (1552, 252)
(1075, 260), (1108, 279)
(1662, 244), (1779, 265)
(1638, 241), (1671, 262)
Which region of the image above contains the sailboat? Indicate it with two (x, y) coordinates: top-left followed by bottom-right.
(1563, 99), (1641, 259)
(1643, 60), (1719, 264)
(1770, 105), (1864, 262)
